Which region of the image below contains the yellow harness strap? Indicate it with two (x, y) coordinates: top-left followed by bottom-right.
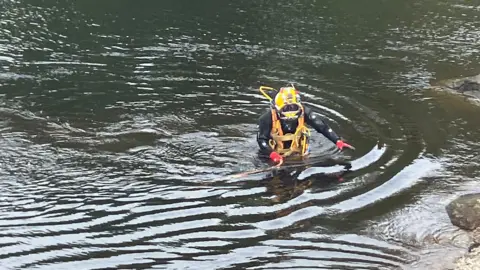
(269, 107), (310, 157)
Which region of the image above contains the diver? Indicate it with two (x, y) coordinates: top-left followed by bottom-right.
(257, 85), (355, 165)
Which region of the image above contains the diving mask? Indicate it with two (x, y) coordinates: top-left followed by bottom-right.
(278, 103), (302, 120)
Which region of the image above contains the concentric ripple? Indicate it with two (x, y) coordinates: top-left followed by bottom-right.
(2, 0), (480, 269)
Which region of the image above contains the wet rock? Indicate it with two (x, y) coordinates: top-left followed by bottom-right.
(405, 245), (466, 270)
(469, 242), (480, 253)
(431, 74), (480, 104)
(449, 79), (480, 99)
(449, 77), (480, 91)
(448, 230), (480, 270)
(446, 193), (480, 231)
(454, 246), (480, 270)
(472, 228), (480, 247)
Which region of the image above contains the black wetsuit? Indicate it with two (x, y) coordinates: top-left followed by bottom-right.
(256, 105), (340, 155)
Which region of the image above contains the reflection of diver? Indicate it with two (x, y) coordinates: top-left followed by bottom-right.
(256, 85), (355, 166)
(260, 159), (353, 203)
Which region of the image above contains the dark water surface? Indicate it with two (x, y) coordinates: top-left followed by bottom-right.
(2, 0), (480, 269)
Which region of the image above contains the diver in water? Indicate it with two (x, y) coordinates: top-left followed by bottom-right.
(257, 85), (355, 165)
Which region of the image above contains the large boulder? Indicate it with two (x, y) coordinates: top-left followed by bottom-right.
(446, 193), (480, 231)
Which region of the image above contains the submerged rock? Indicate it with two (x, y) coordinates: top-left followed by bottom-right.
(452, 80), (480, 93)
(446, 193), (480, 231)
(448, 78), (480, 100)
(431, 74), (480, 104)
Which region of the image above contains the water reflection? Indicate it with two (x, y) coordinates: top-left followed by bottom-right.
(261, 159), (352, 204)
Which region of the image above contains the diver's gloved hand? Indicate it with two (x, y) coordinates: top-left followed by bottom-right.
(336, 140), (355, 151)
(269, 151), (283, 164)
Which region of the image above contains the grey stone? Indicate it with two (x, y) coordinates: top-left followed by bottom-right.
(451, 80), (480, 93)
(446, 193), (480, 231)
(431, 74), (480, 105)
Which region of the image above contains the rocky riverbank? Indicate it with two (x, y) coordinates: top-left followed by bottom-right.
(430, 74), (480, 269)
(446, 193), (480, 270)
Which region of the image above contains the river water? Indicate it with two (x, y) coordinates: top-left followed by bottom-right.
(1, 1), (480, 269)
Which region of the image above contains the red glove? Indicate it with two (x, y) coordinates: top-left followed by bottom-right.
(269, 151), (283, 163)
(336, 140), (355, 151)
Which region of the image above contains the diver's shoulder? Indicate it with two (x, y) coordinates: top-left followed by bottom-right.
(258, 108), (271, 121)
(302, 104), (323, 121)
(302, 104), (314, 113)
